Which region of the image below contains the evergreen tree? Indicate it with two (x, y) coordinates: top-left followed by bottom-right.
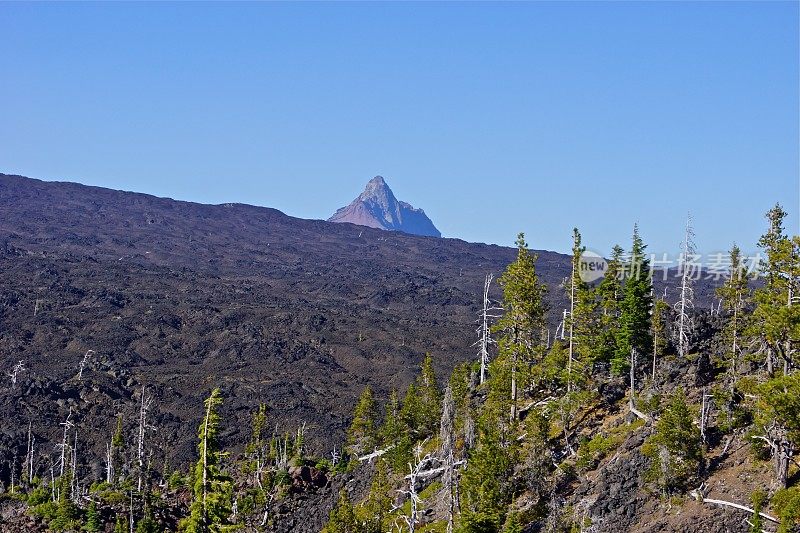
(750, 204), (800, 376)
(111, 414), (125, 484)
(642, 388), (702, 493)
(651, 298), (669, 382)
(614, 225), (653, 373)
(183, 388), (234, 533)
(716, 244), (750, 388)
(84, 501), (101, 532)
(400, 382), (422, 437)
(566, 228), (598, 387)
(379, 389), (402, 446)
(322, 491), (359, 533)
(596, 245), (624, 363)
(417, 353), (443, 435)
(754, 372), (800, 487)
(397, 356), (443, 440)
(750, 490), (766, 533)
(136, 511), (159, 533)
(493, 233), (548, 422)
(50, 471), (80, 531)
(243, 403), (268, 489)
(360, 460), (392, 533)
(347, 386), (378, 455)
(459, 421), (515, 531)
(114, 514), (127, 533)
(500, 512), (522, 533)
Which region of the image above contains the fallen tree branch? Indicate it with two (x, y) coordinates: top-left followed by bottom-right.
(403, 460), (465, 481)
(358, 445), (395, 462)
(629, 405), (649, 422)
(520, 396), (556, 414)
(691, 494), (779, 524)
(751, 435), (778, 452)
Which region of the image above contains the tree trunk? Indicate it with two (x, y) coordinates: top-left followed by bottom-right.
(510, 351), (517, 422)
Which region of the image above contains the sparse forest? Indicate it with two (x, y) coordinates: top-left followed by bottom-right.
(1, 204), (798, 533)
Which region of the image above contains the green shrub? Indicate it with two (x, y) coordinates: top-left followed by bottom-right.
(772, 486), (800, 533)
(26, 485), (51, 506)
(576, 434), (618, 473)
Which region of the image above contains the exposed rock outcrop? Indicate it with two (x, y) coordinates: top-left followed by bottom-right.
(329, 176), (441, 237)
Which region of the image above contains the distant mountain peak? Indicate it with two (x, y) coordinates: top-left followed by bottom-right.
(329, 176), (441, 238)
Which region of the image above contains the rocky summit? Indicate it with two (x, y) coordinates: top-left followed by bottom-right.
(328, 176), (441, 237)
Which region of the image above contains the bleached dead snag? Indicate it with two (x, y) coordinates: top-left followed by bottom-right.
(330, 446), (340, 467)
(49, 460), (56, 502)
(405, 461), (466, 482)
(71, 429), (80, 504)
(357, 444), (395, 462)
(558, 309), (567, 340)
(25, 420), (35, 484)
(274, 429), (290, 470)
(57, 408), (74, 478)
(474, 273), (501, 384)
(751, 423), (793, 488)
(136, 386), (155, 492)
(8, 360), (25, 388)
(463, 411), (475, 450)
(105, 441), (114, 484)
(566, 229), (583, 393)
(439, 386), (456, 533)
(295, 422), (306, 459)
(77, 350), (95, 380)
(628, 349), (648, 422)
(700, 388), (713, 445)
(398, 446), (435, 533)
(10, 451), (17, 494)
(675, 214), (696, 358)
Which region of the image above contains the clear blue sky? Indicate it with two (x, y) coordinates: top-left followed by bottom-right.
(1, 2), (797, 257)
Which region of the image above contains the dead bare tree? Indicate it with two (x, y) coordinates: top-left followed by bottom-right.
(77, 350), (95, 380)
(71, 429), (80, 504)
(474, 273), (501, 384)
(700, 388), (713, 446)
(439, 386), (457, 533)
(330, 446), (340, 468)
(49, 458), (56, 502)
(675, 214), (696, 358)
(9, 451), (17, 494)
(25, 420), (35, 484)
(629, 349), (648, 421)
(136, 386), (155, 492)
(8, 360), (25, 388)
(398, 445), (433, 533)
(751, 421), (794, 488)
(105, 441), (114, 485)
(463, 411), (475, 451)
(558, 309), (567, 340)
(57, 408), (74, 478)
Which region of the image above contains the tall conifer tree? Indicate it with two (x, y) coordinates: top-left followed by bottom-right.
(494, 233), (548, 422)
(614, 225), (653, 373)
(184, 388), (233, 533)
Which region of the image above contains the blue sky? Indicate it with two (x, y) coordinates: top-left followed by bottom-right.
(1, 2), (797, 257)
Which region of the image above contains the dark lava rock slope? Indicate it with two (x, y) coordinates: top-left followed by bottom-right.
(0, 173), (566, 468)
(0, 173), (719, 472)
